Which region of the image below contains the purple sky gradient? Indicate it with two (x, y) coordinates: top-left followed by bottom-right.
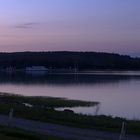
(0, 0), (140, 56)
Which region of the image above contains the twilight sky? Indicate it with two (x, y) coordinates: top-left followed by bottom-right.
(0, 0), (140, 56)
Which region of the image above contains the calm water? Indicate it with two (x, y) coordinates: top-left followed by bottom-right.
(0, 71), (140, 119)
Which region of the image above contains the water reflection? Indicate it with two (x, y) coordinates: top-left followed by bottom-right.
(0, 72), (140, 85)
(56, 103), (101, 116)
(95, 103), (101, 115)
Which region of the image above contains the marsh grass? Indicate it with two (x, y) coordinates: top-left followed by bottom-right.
(0, 92), (98, 108)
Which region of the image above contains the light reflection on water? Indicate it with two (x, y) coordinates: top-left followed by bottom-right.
(0, 71), (140, 119)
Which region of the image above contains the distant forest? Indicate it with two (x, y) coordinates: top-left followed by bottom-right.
(0, 51), (140, 70)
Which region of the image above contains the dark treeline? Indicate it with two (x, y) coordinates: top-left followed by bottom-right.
(0, 51), (140, 70)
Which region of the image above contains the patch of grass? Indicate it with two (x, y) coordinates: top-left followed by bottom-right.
(0, 134), (25, 140)
(0, 126), (67, 140)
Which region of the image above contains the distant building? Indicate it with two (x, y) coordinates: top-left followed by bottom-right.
(26, 66), (48, 71)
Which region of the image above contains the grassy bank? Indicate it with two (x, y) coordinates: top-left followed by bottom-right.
(0, 93), (140, 136)
(0, 93), (98, 108)
(0, 126), (66, 140)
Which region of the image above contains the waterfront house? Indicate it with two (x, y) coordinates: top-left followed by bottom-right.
(26, 66), (48, 71)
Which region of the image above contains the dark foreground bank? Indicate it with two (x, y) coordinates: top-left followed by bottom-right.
(0, 124), (66, 140)
(0, 93), (140, 136)
(0, 115), (139, 140)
